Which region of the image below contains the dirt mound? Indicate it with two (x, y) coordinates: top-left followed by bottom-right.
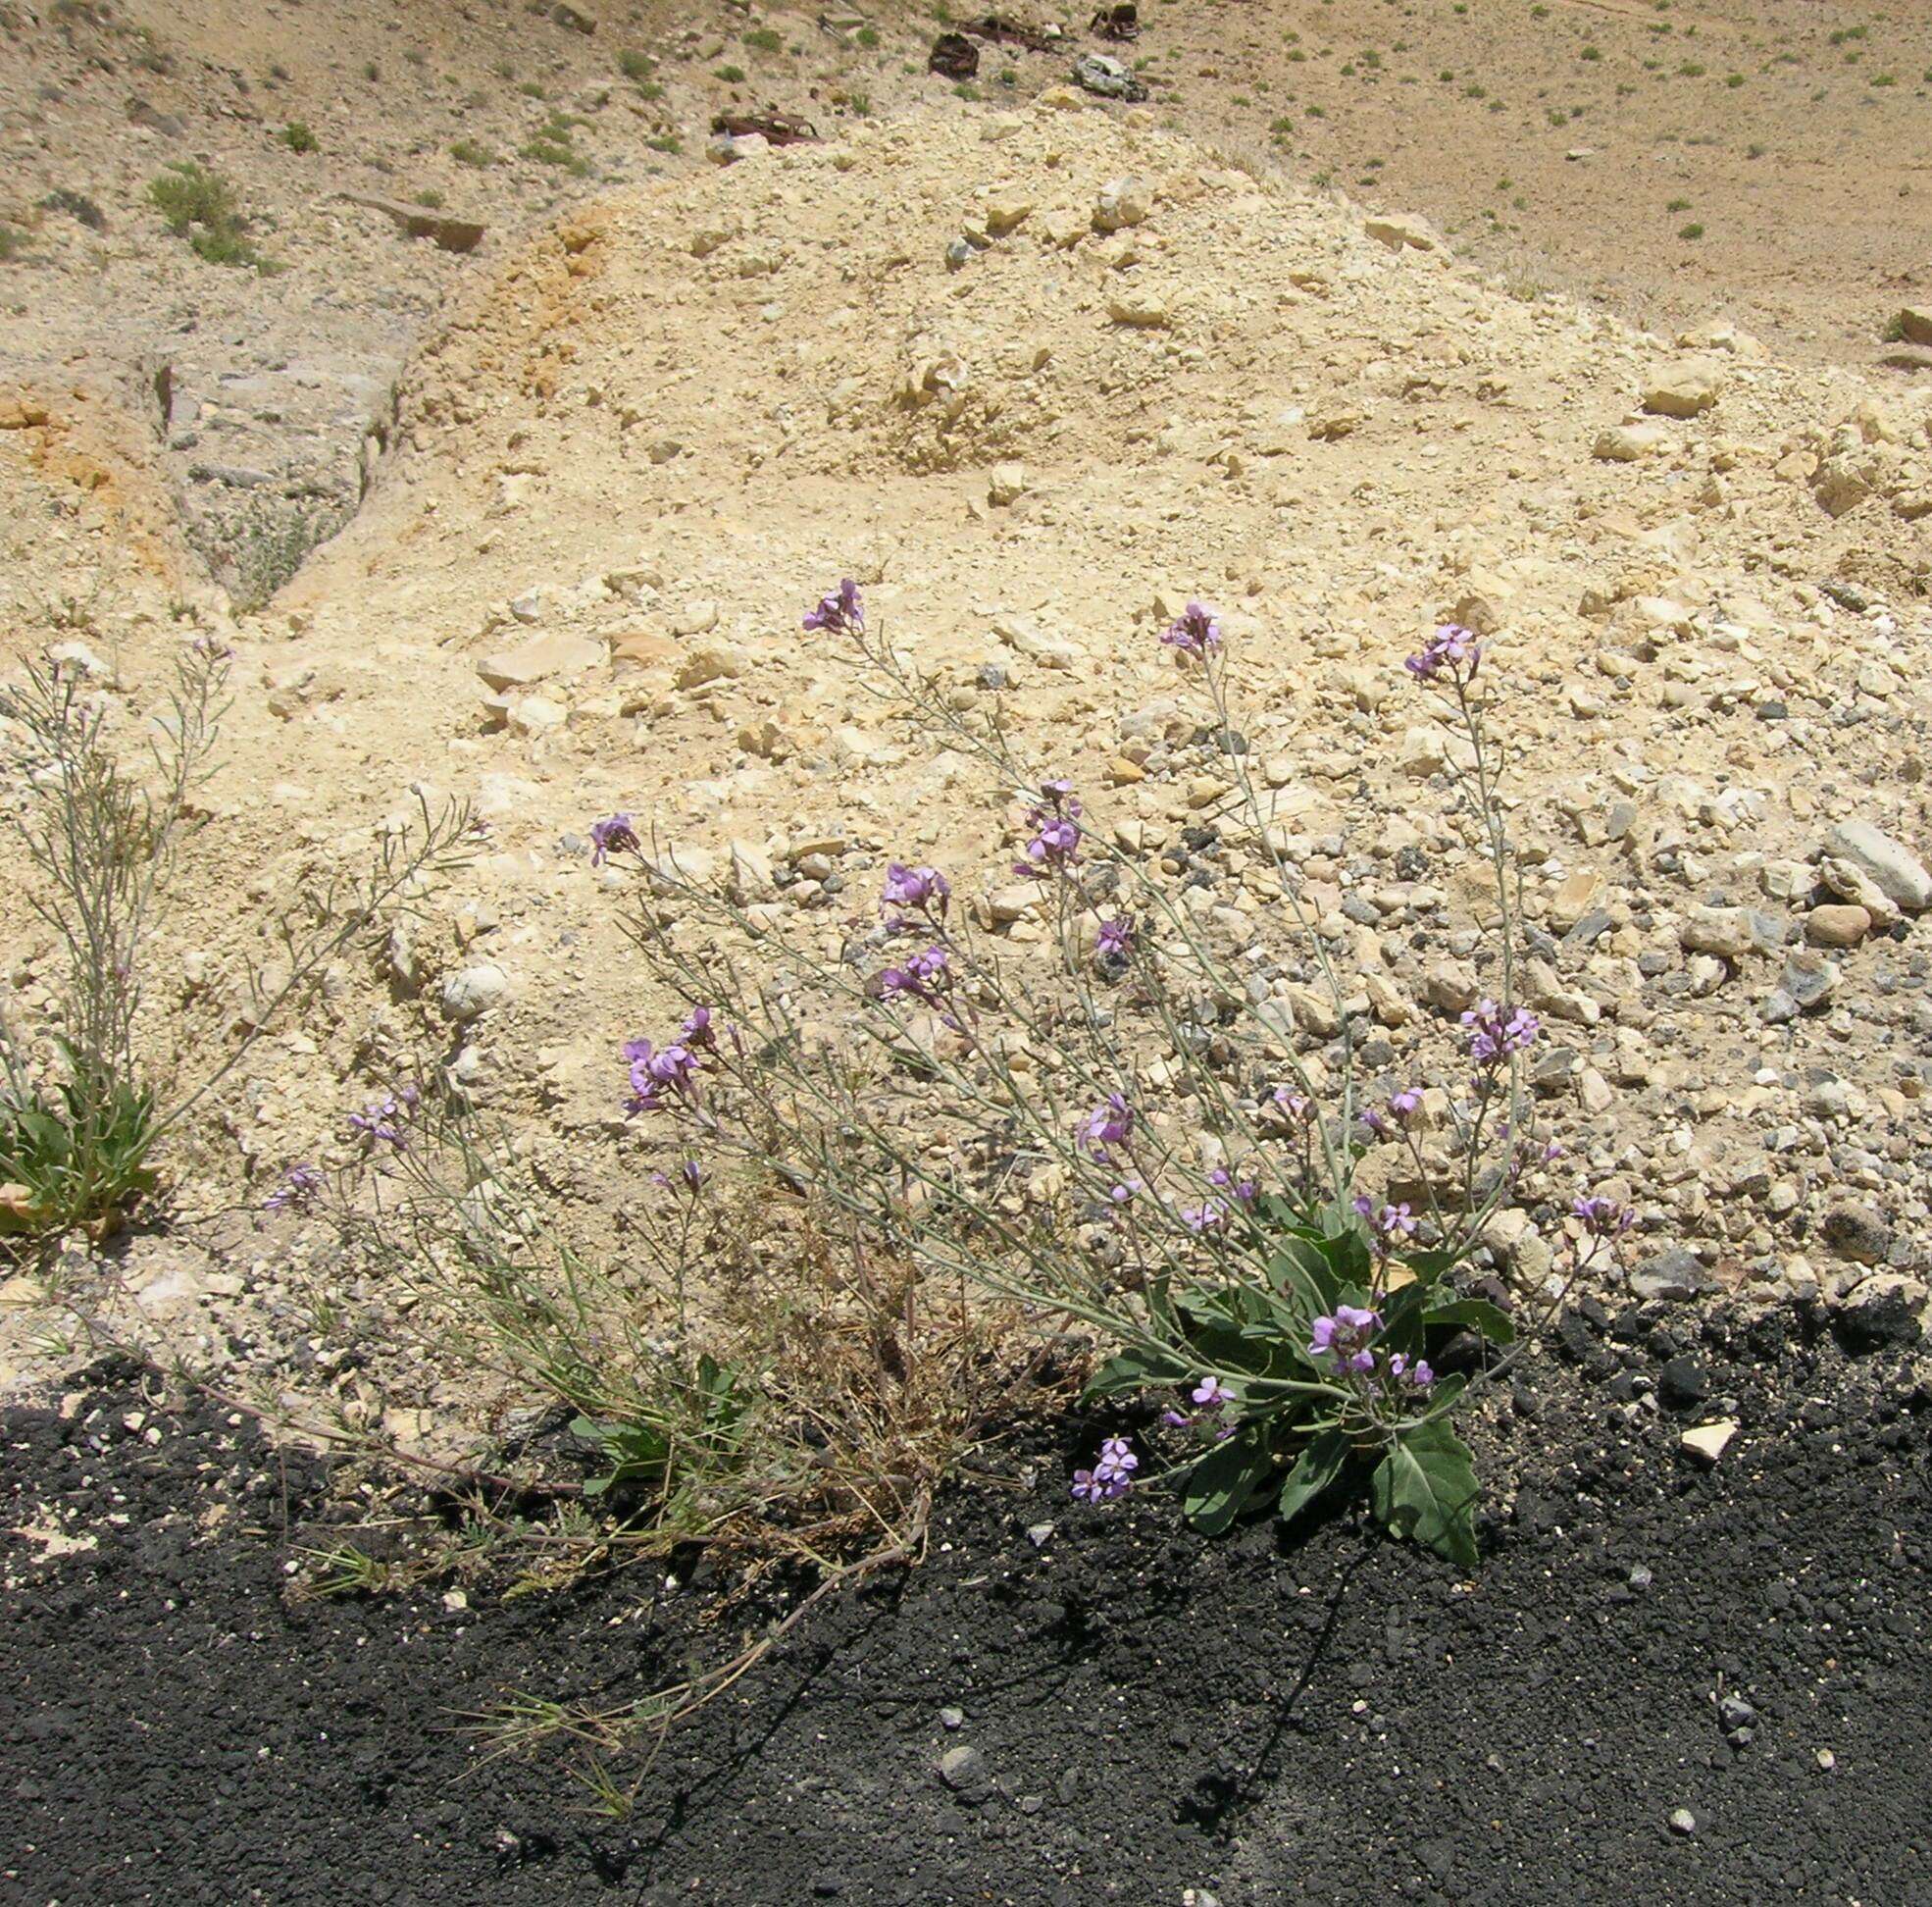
(5, 90), (1931, 1402)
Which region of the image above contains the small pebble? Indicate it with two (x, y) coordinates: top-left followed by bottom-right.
(1669, 1807), (1698, 1837)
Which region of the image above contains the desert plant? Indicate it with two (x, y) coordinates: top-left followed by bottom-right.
(41, 187), (106, 231)
(449, 138), (497, 168)
(0, 644), (225, 1232)
(279, 121), (318, 153)
(147, 162), (272, 270)
(0, 645), (474, 1238)
(588, 589), (1633, 1570)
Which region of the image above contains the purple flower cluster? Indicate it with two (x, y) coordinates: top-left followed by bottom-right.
(589, 813), (639, 866)
(1349, 1196), (1418, 1260)
(623, 1007), (720, 1113)
(880, 944), (950, 1004)
(1080, 1092), (1134, 1156)
(1269, 1084), (1311, 1123)
(1405, 623), (1482, 683)
(349, 1085), (419, 1150)
(264, 1161), (324, 1211)
(1461, 999), (1540, 1064)
(802, 578), (864, 636)
(1161, 598), (1223, 659)
(1096, 914), (1136, 959)
(1361, 1085), (1423, 1138)
(1180, 1201), (1227, 1234)
(1308, 1305), (1435, 1392)
(1015, 780), (1083, 879)
(1071, 1434), (1140, 1504)
(1572, 1194), (1636, 1239)
(882, 861), (950, 926)
(1310, 1304), (1383, 1375)
(1162, 1373), (1240, 1438)
(1206, 1165), (1258, 1205)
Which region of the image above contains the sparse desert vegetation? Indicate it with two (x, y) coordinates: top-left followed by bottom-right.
(1, 1), (1930, 1897)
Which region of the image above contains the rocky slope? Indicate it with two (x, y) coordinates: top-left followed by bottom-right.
(3, 48), (1930, 1416)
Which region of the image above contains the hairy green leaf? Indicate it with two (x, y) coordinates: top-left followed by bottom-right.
(1278, 1427), (1349, 1528)
(1182, 1429), (1274, 1536)
(1371, 1420), (1479, 1570)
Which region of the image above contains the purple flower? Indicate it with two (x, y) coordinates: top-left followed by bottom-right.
(1404, 623), (1482, 683)
(589, 813), (639, 865)
(882, 861), (951, 922)
(1308, 1304), (1382, 1373)
(802, 578), (864, 635)
(1160, 1407), (1193, 1429)
(1161, 599), (1223, 658)
(348, 1085), (419, 1150)
(1191, 1375), (1234, 1409)
(1096, 915), (1136, 959)
(1108, 1178), (1144, 1205)
(1461, 999), (1540, 1064)
(676, 1159), (704, 1196)
(1180, 1202), (1227, 1234)
(264, 1162), (324, 1211)
(623, 1037), (702, 1112)
(1269, 1085), (1311, 1122)
(1016, 815), (1081, 878)
(681, 1005), (720, 1050)
(880, 943), (950, 1004)
(1072, 1433), (1139, 1503)
(1013, 780), (1083, 878)
(1572, 1193), (1635, 1239)
(1363, 1087), (1422, 1139)
(1207, 1166), (1258, 1205)
(1080, 1093), (1134, 1156)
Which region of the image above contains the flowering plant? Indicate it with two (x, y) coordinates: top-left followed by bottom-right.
(598, 590), (1632, 1571)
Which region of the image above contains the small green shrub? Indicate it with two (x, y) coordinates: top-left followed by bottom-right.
(742, 26), (783, 53)
(617, 47), (654, 81)
(147, 162), (272, 271)
(716, 64), (745, 84)
(450, 138), (497, 167)
(645, 132), (682, 154)
(279, 121), (318, 152)
(414, 189), (445, 209)
(1679, 221), (1703, 238)
(522, 138), (591, 176)
(1666, 195), (1691, 211)
(0, 226), (25, 263)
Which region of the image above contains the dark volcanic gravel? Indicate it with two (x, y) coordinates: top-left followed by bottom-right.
(3, 1309), (1929, 1906)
